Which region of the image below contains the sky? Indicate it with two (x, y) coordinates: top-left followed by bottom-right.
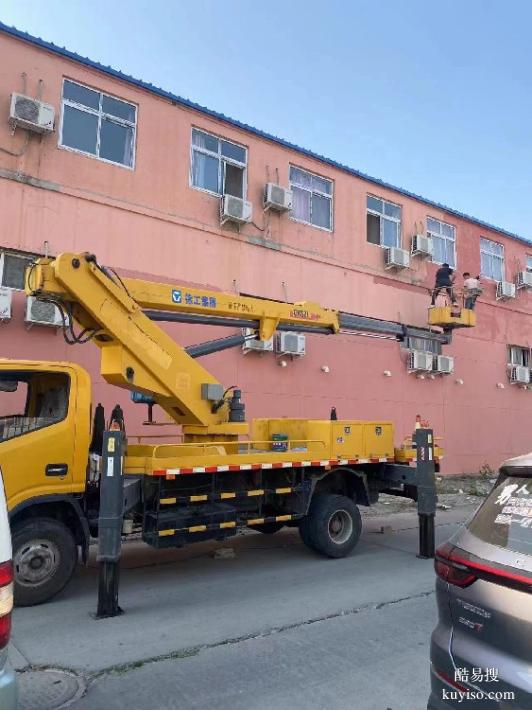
(2, 0), (532, 239)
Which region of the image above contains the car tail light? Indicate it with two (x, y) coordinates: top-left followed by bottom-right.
(0, 560), (13, 649)
(435, 543), (478, 588)
(433, 666), (469, 692)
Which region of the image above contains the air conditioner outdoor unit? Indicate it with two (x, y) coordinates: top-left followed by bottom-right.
(516, 271), (532, 290)
(496, 281), (516, 300)
(276, 332), (306, 356)
(25, 296), (65, 327)
(408, 350), (433, 372)
(242, 327), (274, 353)
(9, 93), (55, 133)
(264, 183), (292, 212)
(0, 288), (12, 321)
(434, 354), (454, 374)
(385, 247), (410, 270)
(411, 234), (433, 258)
(509, 365), (530, 385)
(220, 195), (253, 226)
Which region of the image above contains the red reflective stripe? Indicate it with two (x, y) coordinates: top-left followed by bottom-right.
(272, 462), (283, 469)
(450, 552), (532, 588)
(228, 465), (241, 472)
(433, 667), (468, 692)
(204, 466), (218, 473)
(370, 458), (379, 463)
(152, 470), (166, 477)
(0, 614), (11, 651)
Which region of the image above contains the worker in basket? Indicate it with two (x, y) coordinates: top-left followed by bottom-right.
(431, 263), (457, 306)
(462, 272), (482, 310)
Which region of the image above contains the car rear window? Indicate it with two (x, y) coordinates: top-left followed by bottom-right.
(467, 476), (532, 557)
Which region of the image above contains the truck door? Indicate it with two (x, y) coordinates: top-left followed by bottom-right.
(0, 369), (78, 510)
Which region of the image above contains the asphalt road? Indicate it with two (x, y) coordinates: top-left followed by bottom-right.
(11, 504), (478, 710)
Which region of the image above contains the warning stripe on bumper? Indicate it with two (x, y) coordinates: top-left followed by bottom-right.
(158, 514), (299, 537)
(153, 457), (395, 479)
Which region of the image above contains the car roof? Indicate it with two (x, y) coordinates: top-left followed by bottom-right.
(500, 452), (532, 476)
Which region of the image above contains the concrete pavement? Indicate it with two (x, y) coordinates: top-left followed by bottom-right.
(12, 504), (478, 709)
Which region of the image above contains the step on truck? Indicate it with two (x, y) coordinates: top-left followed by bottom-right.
(0, 252), (474, 606)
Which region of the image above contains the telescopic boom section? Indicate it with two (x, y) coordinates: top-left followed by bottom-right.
(27, 252), (453, 429)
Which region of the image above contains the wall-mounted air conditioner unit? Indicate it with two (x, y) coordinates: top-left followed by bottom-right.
(264, 183), (292, 212)
(509, 365), (530, 385)
(434, 354), (454, 374)
(0, 288), (12, 321)
(242, 327), (273, 353)
(276, 332), (306, 356)
(411, 234), (432, 258)
(10, 93), (55, 133)
(496, 281), (516, 300)
(220, 195), (253, 226)
(385, 247), (410, 270)
(408, 350), (433, 373)
(25, 296), (65, 327)
(516, 271), (532, 290)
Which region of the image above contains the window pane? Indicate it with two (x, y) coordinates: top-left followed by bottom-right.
(102, 95), (136, 123)
(441, 223), (454, 238)
(494, 243), (504, 256)
(432, 235), (446, 263)
(367, 196), (383, 214)
(527, 256), (532, 272)
(192, 129), (219, 153)
(445, 240), (456, 268)
(61, 105), (98, 154)
(311, 193), (331, 229)
(384, 202), (401, 220)
(311, 175), (331, 195)
(366, 213), (380, 245)
(192, 151), (219, 193)
(493, 257), (504, 281)
(427, 218), (441, 235)
(63, 81), (100, 110)
(382, 218), (399, 247)
(480, 252), (492, 278)
(480, 238), (490, 252)
(221, 141), (246, 164)
(291, 186), (311, 222)
(223, 162), (244, 198)
(2, 255), (30, 289)
(99, 119), (134, 166)
(290, 167), (311, 189)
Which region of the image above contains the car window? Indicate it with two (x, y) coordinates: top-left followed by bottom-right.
(467, 476), (532, 557)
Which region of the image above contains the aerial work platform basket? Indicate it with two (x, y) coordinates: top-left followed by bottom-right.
(428, 305), (476, 330)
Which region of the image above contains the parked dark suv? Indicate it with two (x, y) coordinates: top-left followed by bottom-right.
(429, 453), (532, 708)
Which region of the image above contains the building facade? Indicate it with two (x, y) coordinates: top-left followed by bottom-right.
(1, 24), (532, 473)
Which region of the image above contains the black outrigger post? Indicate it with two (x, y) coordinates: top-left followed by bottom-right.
(414, 427), (437, 558)
(96, 417), (125, 618)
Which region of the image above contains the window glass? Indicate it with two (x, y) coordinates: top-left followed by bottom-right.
(427, 217), (455, 267)
(63, 80), (100, 109)
(508, 346), (529, 367)
(192, 129), (219, 153)
(480, 238), (504, 280)
(367, 196), (383, 213)
(384, 202), (401, 219)
(191, 152), (219, 193)
(289, 167), (333, 230)
(366, 213), (380, 245)
(221, 140), (246, 164)
(102, 95), (136, 122)
(366, 196), (401, 247)
(224, 163), (244, 198)
(62, 106), (98, 155)
(526, 256), (532, 272)
(99, 120), (134, 165)
(2, 254), (32, 290)
(467, 476), (532, 557)
(61, 81), (136, 167)
(382, 219), (399, 247)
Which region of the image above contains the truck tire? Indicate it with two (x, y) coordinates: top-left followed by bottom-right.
(12, 518), (77, 607)
(299, 494), (361, 558)
(249, 522), (284, 534)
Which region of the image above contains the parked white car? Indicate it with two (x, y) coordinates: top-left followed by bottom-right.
(0, 467), (17, 707)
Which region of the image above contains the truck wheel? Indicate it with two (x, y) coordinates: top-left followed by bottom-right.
(301, 494), (362, 558)
(249, 522), (284, 534)
(12, 518), (77, 607)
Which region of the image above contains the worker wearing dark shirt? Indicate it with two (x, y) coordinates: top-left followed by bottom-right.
(431, 263), (456, 305)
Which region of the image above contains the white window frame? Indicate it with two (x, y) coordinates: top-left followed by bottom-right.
(526, 256), (532, 272)
(427, 217), (456, 268)
(480, 237), (505, 282)
(289, 166), (333, 232)
(189, 128), (248, 199)
(366, 195), (402, 248)
(59, 78), (137, 170)
(508, 345), (530, 367)
(0, 251), (35, 291)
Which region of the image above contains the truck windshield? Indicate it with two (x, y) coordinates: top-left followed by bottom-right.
(0, 371), (69, 442)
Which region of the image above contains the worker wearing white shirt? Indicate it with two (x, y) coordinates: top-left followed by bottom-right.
(463, 272), (481, 310)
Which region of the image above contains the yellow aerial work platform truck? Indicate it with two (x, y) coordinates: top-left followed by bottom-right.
(0, 252), (474, 608)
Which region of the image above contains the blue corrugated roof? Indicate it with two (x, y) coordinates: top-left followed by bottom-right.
(1, 20), (530, 247)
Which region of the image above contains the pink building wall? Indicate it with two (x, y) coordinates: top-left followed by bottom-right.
(2, 29), (532, 472)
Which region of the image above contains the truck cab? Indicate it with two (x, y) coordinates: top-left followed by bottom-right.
(0, 361), (92, 605)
